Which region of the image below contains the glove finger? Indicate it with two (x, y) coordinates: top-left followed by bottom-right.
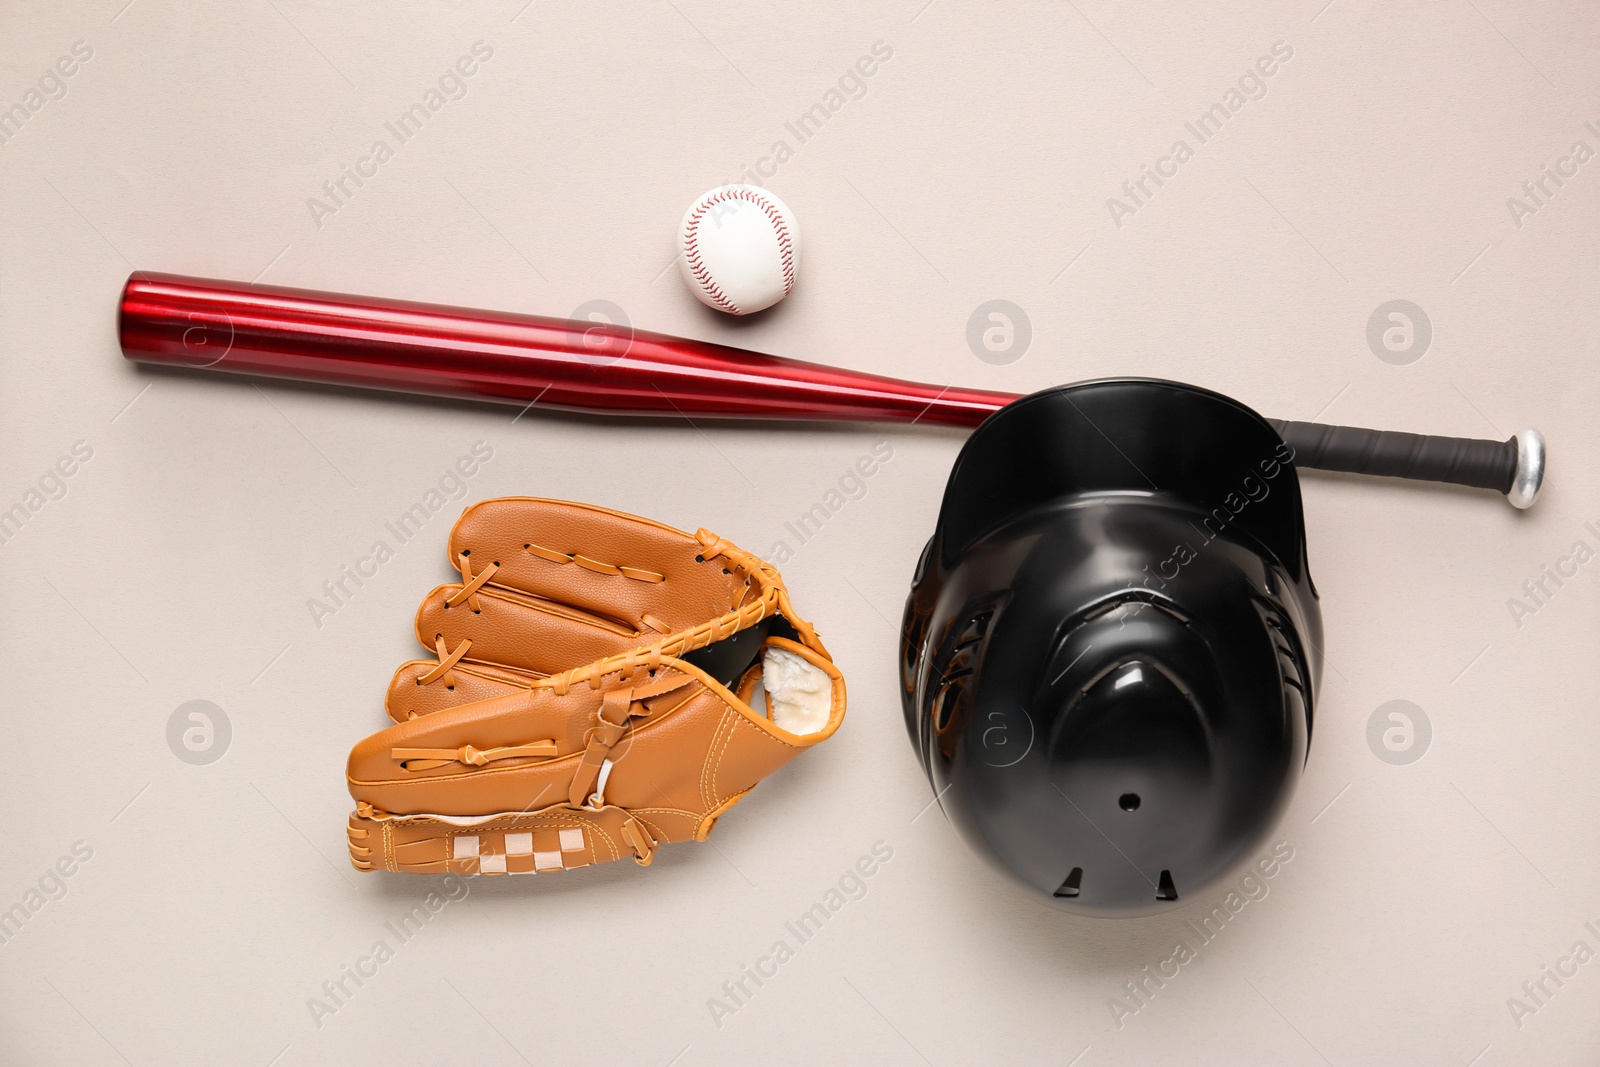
(415, 582), (660, 678)
(385, 658), (539, 723)
(391, 593), (773, 722)
(447, 497), (745, 633)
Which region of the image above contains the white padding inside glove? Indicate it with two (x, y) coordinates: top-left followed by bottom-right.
(761, 647), (832, 735)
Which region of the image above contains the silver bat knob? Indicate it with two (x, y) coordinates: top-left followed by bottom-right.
(1508, 428), (1545, 510)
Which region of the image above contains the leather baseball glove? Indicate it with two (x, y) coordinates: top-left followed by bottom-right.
(345, 497), (845, 876)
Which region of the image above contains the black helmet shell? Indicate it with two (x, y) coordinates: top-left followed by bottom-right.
(901, 380), (1322, 916)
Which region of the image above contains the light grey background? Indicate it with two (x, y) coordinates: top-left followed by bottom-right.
(2, 1), (1597, 1064)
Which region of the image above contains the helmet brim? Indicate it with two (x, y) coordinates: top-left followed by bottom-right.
(932, 379), (1311, 583)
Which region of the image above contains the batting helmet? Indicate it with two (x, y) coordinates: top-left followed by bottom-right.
(900, 379), (1323, 915)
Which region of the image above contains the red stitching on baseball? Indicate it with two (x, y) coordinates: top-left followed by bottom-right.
(684, 194), (742, 313)
(683, 224), (739, 314)
(682, 187), (795, 315)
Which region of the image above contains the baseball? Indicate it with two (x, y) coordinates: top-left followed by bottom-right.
(677, 185), (800, 316)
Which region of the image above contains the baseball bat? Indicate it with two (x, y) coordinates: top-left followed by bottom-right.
(118, 272), (1544, 508)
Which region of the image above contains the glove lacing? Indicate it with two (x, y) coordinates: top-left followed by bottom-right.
(695, 528), (783, 608)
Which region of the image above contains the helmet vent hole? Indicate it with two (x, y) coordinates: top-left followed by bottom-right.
(1053, 867), (1083, 898)
(1119, 793), (1141, 811)
(932, 682), (965, 732)
(1157, 869), (1179, 901)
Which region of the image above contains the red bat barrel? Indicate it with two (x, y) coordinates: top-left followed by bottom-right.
(118, 272), (1016, 428)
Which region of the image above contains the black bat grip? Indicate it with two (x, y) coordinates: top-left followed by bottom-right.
(1267, 420), (1542, 506)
